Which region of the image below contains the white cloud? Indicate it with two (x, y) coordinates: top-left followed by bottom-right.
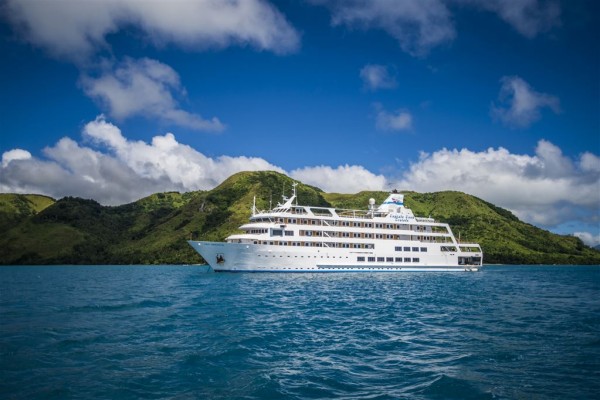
(1, 117), (598, 244)
(360, 64), (397, 90)
(573, 232), (600, 248)
(491, 76), (560, 128)
(81, 58), (224, 132)
(312, 0), (560, 56)
(2, 149), (32, 168)
(4, 0), (299, 63)
(464, 0), (561, 38)
(290, 165), (387, 193)
(3, 0), (301, 132)
(313, 0), (455, 56)
(0, 117), (389, 201)
(0, 116), (282, 205)
(376, 107), (413, 131)
(580, 152), (600, 174)
(393, 140), (600, 227)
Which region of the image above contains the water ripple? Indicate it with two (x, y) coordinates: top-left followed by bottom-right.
(1, 265), (599, 399)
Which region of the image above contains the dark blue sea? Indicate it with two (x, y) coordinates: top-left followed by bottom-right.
(1, 266), (599, 399)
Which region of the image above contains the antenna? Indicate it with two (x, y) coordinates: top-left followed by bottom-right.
(292, 182), (298, 205)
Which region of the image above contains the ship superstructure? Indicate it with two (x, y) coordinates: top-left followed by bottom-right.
(188, 184), (483, 272)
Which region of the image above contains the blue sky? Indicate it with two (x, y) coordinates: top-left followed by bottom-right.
(1, 0), (599, 246)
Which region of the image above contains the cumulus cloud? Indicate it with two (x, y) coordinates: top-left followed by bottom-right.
(0, 118), (388, 202)
(311, 0), (560, 56)
(360, 64), (397, 90)
(463, 0), (561, 38)
(3, 0), (300, 131)
(392, 140), (600, 227)
(2, 149), (32, 168)
(1, 117), (598, 243)
(375, 106), (413, 131)
(313, 0), (455, 56)
(81, 58), (224, 132)
(573, 232), (600, 248)
(491, 76), (560, 128)
(290, 165), (387, 193)
(4, 0), (299, 63)
(0, 116), (282, 205)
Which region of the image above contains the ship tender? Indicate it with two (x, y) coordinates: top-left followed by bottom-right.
(188, 184), (483, 272)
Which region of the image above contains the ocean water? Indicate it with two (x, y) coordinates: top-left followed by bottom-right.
(1, 266), (599, 400)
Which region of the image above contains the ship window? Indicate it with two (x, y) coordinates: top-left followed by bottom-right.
(395, 257), (402, 262)
(357, 257), (365, 262)
(272, 229), (283, 236)
(412, 247), (419, 252)
(368, 257), (375, 262)
(420, 247), (427, 252)
(403, 246), (410, 251)
(377, 257), (384, 262)
(404, 257), (411, 262)
(285, 231), (294, 236)
(386, 257), (393, 262)
(413, 258), (420, 263)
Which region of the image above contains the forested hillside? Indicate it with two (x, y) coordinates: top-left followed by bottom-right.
(1, 171), (598, 265)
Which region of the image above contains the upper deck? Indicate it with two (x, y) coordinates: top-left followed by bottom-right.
(254, 185), (435, 225)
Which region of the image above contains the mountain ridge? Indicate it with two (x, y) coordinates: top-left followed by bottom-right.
(1, 171), (598, 265)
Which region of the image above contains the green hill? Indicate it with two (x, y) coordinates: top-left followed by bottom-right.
(0, 171), (598, 265)
(0, 194), (55, 231)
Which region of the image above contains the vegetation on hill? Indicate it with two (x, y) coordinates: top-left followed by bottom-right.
(1, 171), (598, 265)
(0, 194), (55, 232)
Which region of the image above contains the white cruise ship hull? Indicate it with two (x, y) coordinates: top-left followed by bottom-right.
(188, 241), (480, 272)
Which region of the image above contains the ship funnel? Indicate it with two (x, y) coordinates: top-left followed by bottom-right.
(377, 193), (404, 212)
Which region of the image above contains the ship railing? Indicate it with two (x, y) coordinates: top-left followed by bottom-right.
(458, 244), (482, 253)
(335, 210), (375, 219)
(311, 210), (334, 217)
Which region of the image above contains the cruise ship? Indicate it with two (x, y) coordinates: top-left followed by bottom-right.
(188, 184), (483, 272)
